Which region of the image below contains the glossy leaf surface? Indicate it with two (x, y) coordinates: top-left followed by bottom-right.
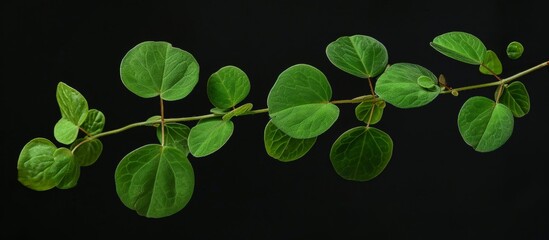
(71, 138), (103, 166)
(430, 31), (486, 65)
(479, 50), (502, 75)
(499, 81), (530, 117)
(326, 35), (388, 78)
(207, 65), (250, 109)
(188, 118), (234, 157)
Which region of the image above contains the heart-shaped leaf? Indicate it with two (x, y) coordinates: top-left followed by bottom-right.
(263, 120), (317, 162)
(430, 31), (486, 65)
(458, 96), (514, 152)
(115, 144), (194, 218)
(326, 35), (388, 78)
(207, 65), (250, 109)
(120, 41), (200, 101)
(267, 64), (339, 139)
(330, 126), (393, 181)
(499, 81), (530, 117)
(188, 118), (234, 157)
(375, 63), (440, 108)
(18, 138), (73, 191)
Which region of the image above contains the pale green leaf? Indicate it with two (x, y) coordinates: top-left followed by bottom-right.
(207, 65), (251, 109)
(263, 120), (316, 162)
(330, 126), (393, 181)
(479, 50), (503, 75)
(458, 96), (514, 152)
(115, 144), (194, 218)
(222, 103), (253, 121)
(267, 64), (339, 139)
(375, 63), (440, 108)
(54, 118), (79, 145)
(188, 118), (234, 157)
(17, 138), (72, 191)
(56, 82), (88, 125)
(120, 41), (200, 101)
(326, 35), (389, 78)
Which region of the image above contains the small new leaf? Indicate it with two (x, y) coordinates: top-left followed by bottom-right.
(479, 50), (503, 75)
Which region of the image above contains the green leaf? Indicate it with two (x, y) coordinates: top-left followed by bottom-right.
(81, 109), (105, 135)
(54, 118), (79, 145)
(145, 115), (162, 127)
(71, 138), (103, 166)
(330, 126), (393, 181)
(17, 138), (72, 191)
(375, 63), (440, 108)
(479, 50), (503, 75)
(222, 103), (253, 121)
(417, 75), (436, 89)
(120, 41), (200, 101)
(499, 81), (530, 118)
(430, 31), (487, 65)
(207, 65), (251, 109)
(506, 41), (524, 60)
(210, 107), (229, 115)
(56, 82), (89, 126)
(457, 96), (514, 152)
(157, 123), (191, 155)
(263, 120), (317, 162)
(188, 118), (234, 157)
(56, 148), (80, 189)
(354, 100), (385, 124)
(326, 35), (389, 78)
(115, 144), (194, 218)
(267, 64), (339, 139)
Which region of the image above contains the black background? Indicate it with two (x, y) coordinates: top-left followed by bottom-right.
(3, 1), (548, 239)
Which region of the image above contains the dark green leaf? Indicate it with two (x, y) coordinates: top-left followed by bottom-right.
(267, 64), (339, 139)
(18, 138), (72, 191)
(375, 63), (440, 108)
(56, 150), (80, 189)
(120, 41), (200, 101)
(207, 65), (251, 109)
(71, 138), (103, 166)
(430, 31), (487, 65)
(458, 96), (514, 152)
(263, 120), (316, 162)
(499, 81), (530, 117)
(115, 144), (194, 218)
(188, 118), (234, 157)
(326, 35), (388, 78)
(81, 109), (105, 135)
(157, 123), (191, 155)
(506, 41), (524, 60)
(330, 127), (393, 181)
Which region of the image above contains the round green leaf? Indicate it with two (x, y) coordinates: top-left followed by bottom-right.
(207, 65), (251, 109)
(326, 35), (389, 78)
(506, 41), (524, 60)
(267, 64), (339, 139)
(17, 138), (72, 191)
(81, 109), (105, 135)
(115, 144), (195, 218)
(263, 120), (317, 162)
(354, 100), (385, 124)
(479, 50), (503, 75)
(417, 75), (436, 89)
(499, 81), (530, 118)
(188, 118), (234, 157)
(71, 138), (103, 166)
(120, 41), (200, 101)
(157, 123), (190, 155)
(458, 96), (514, 152)
(56, 149), (80, 190)
(330, 126), (393, 181)
(430, 31), (487, 65)
(56, 82), (89, 125)
(54, 118), (79, 145)
(375, 63), (440, 108)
